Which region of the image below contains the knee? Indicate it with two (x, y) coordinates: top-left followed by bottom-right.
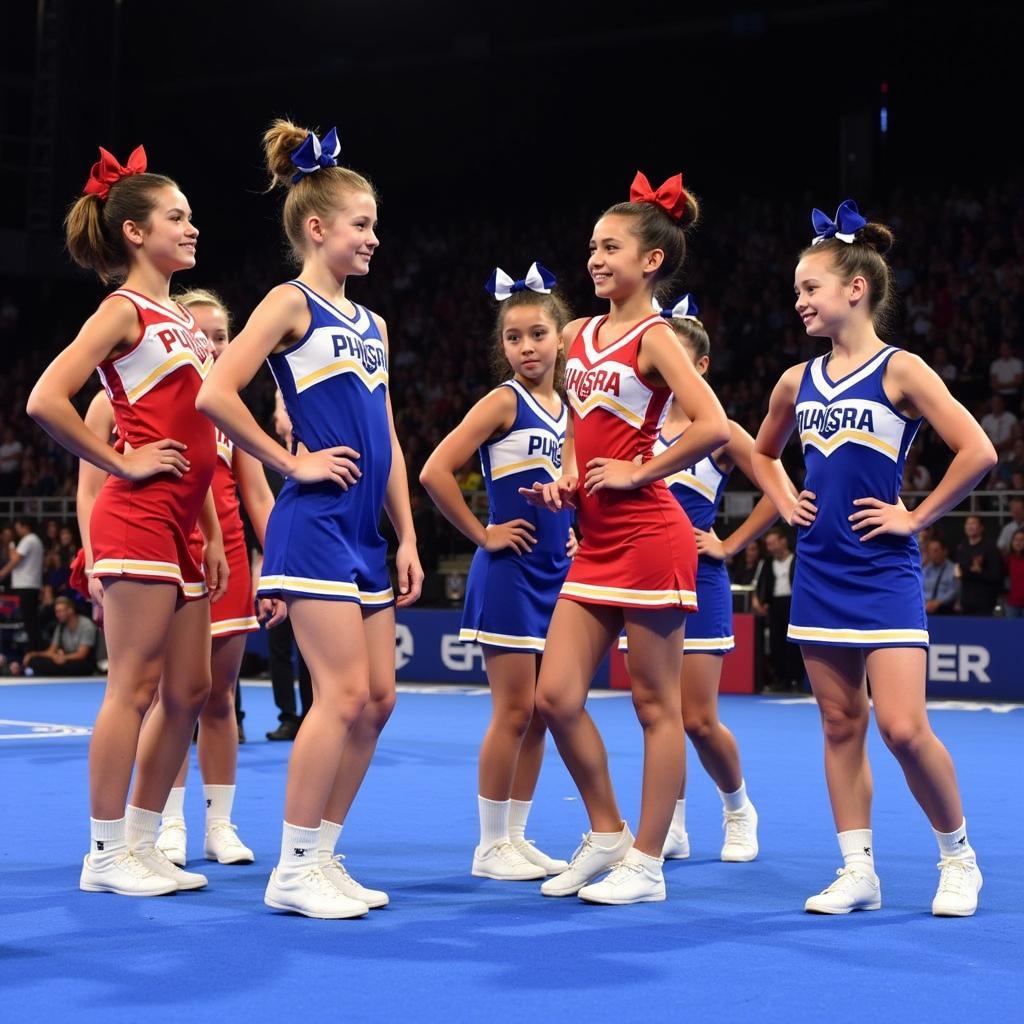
(362, 691), (397, 733)
(495, 702), (535, 739)
(201, 682), (236, 721)
(878, 717), (930, 758)
(683, 713), (714, 743)
(631, 687), (676, 730)
(818, 704), (868, 746)
(164, 675), (212, 718)
(317, 685), (369, 729)
(535, 688), (576, 728)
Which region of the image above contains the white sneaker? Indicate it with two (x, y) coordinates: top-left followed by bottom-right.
(134, 846), (208, 891)
(264, 866), (369, 919)
(662, 826), (691, 860)
(80, 851), (178, 896)
(322, 854), (389, 908)
(932, 857), (983, 917)
(155, 818), (187, 867)
(540, 824), (635, 897)
(804, 866), (881, 914)
(511, 837), (569, 876)
(578, 847), (666, 905)
(204, 821), (255, 865)
(721, 803), (759, 862)
(472, 840), (546, 881)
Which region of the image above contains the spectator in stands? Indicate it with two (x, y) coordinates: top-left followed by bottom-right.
(0, 516), (43, 650)
(0, 426), (22, 494)
(922, 537), (958, 615)
(1005, 529), (1024, 619)
(955, 515), (1004, 615)
(989, 341), (1023, 403)
(997, 497), (1024, 554)
(730, 539), (764, 587)
(754, 527), (802, 691)
(902, 447), (932, 492)
(454, 458), (483, 495)
(932, 346), (957, 385)
(11, 595), (96, 676)
(981, 395), (1018, 456)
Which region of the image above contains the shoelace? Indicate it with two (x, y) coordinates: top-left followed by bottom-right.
(567, 833), (596, 869)
(723, 810), (754, 845)
(935, 858), (976, 896)
(326, 853), (354, 879)
(208, 822), (246, 848)
(603, 859), (641, 884)
(820, 866), (872, 894)
(115, 850), (159, 879)
(301, 866), (337, 894)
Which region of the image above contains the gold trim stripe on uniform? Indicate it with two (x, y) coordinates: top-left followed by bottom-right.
(294, 359), (388, 394)
(799, 429), (899, 460)
(210, 616), (259, 637)
(788, 624), (929, 643)
(489, 457), (560, 482)
(125, 350), (206, 403)
(561, 581), (698, 607)
(458, 628), (546, 652)
(663, 471), (717, 500)
(568, 392), (644, 428)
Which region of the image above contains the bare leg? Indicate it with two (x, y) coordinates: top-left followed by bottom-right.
(89, 580), (179, 819)
(478, 648), (543, 801)
(681, 653), (743, 795)
(622, 607), (686, 857)
(509, 657), (547, 803)
(284, 598), (369, 827)
(196, 634), (246, 784)
(867, 647), (964, 832)
(536, 600), (623, 833)
(131, 596), (212, 812)
(803, 645), (872, 831)
(323, 605), (397, 825)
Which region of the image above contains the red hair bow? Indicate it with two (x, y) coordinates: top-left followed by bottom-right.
(83, 145), (148, 200)
(629, 170), (688, 221)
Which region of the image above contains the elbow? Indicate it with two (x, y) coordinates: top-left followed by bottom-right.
(418, 465), (435, 493)
(980, 439), (998, 473)
(710, 413), (731, 452)
(194, 382), (215, 418)
(25, 386), (49, 426)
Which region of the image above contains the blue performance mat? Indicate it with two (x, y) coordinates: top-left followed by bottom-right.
(1, 680), (1020, 1021)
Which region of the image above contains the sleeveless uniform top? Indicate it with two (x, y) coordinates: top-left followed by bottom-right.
(788, 345), (928, 647)
(657, 431), (730, 533)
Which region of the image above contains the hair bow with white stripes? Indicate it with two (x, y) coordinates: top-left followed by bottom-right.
(290, 128), (341, 184)
(655, 293), (700, 321)
(811, 199), (867, 245)
(485, 262), (557, 301)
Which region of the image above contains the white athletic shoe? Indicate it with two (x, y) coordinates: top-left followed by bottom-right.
(134, 846), (208, 891)
(80, 851), (178, 896)
(578, 847), (666, 905)
(540, 824), (635, 897)
(662, 826), (691, 860)
(322, 854), (389, 908)
(155, 818), (188, 868)
(472, 840), (546, 881)
(264, 866), (369, 919)
(804, 866), (881, 914)
(721, 803), (759, 862)
(204, 821), (255, 865)
(932, 857), (983, 917)
(511, 837), (569, 876)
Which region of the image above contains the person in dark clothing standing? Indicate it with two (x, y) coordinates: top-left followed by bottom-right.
(754, 527), (803, 691)
(0, 517), (44, 652)
(955, 515), (1003, 615)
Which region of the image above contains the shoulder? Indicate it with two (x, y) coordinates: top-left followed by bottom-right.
(368, 309), (389, 344)
(90, 294), (142, 337)
(885, 349), (930, 380)
(562, 317), (590, 346)
(478, 384), (519, 418)
(265, 283), (311, 312)
(773, 361), (810, 400)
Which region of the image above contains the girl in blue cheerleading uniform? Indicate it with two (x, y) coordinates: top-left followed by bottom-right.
(421, 264), (575, 882)
(752, 201), (996, 917)
(199, 119), (423, 920)
(619, 295), (778, 863)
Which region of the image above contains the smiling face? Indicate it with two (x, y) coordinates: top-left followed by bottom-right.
(500, 304), (563, 384)
(190, 303), (230, 358)
(124, 185), (198, 274)
(793, 248), (869, 337)
(588, 214), (663, 301)
(310, 190), (379, 278)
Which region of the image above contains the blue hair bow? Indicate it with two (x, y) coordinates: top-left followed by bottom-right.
(485, 262), (557, 302)
(811, 199), (867, 244)
(290, 128), (341, 183)
(654, 293), (700, 320)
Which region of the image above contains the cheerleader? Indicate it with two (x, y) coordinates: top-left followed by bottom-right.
(522, 172), (730, 905)
(420, 263), (576, 881)
(198, 120), (423, 919)
(28, 146), (225, 895)
(752, 201), (995, 916)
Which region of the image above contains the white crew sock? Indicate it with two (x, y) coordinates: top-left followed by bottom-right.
(478, 796), (510, 848)
(719, 781), (748, 814)
(319, 819), (343, 866)
(125, 805), (161, 853)
(626, 846), (664, 875)
(162, 786), (186, 823)
(837, 828), (875, 874)
(90, 817), (126, 859)
(204, 784), (235, 826)
(591, 823), (628, 849)
(279, 821), (320, 872)
(671, 799), (687, 834)
(934, 818), (974, 861)
(508, 799), (532, 842)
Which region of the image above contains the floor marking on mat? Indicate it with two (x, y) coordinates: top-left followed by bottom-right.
(0, 719), (92, 740)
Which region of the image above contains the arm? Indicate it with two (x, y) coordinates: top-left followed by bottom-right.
(196, 488), (228, 603)
(584, 324), (730, 495)
(849, 352), (998, 540)
(420, 386), (536, 553)
(374, 314), (423, 607)
(196, 285), (360, 486)
(234, 448), (275, 548)
(0, 548), (22, 582)
(76, 391), (117, 569)
(26, 297), (190, 480)
(751, 364), (817, 527)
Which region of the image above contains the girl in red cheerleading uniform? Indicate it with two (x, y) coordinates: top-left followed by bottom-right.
(28, 147), (227, 897)
(521, 173), (729, 905)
